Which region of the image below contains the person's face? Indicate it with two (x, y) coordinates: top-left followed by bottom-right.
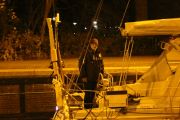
(90, 43), (98, 51)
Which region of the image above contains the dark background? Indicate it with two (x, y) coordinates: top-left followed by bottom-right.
(1, 0), (180, 60)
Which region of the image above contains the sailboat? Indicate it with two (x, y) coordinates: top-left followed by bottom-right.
(46, 7), (180, 120)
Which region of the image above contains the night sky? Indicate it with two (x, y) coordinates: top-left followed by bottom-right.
(6, 0), (180, 34)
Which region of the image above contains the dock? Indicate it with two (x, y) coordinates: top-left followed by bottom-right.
(0, 56), (158, 79)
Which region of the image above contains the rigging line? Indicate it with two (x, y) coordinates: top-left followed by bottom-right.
(119, 37), (128, 86)
(72, 74), (80, 93)
(52, 110), (63, 120)
(79, 0), (103, 58)
(85, 0), (103, 42)
(64, 74), (84, 93)
(78, 0), (104, 80)
(79, 0), (104, 58)
(66, 68), (79, 91)
(124, 37), (134, 85)
(65, 72), (75, 89)
(71, 0), (104, 88)
(119, 36), (134, 86)
(64, 85), (106, 119)
(119, 0), (131, 28)
(62, 87), (95, 119)
(83, 87), (104, 119)
(68, 0), (104, 94)
(123, 40), (131, 84)
(95, 0), (103, 21)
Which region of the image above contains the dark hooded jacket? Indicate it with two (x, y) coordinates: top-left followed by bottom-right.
(79, 47), (104, 81)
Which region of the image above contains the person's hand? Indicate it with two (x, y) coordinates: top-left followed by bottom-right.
(82, 78), (87, 82)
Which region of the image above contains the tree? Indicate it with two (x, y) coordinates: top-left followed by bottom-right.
(15, 0), (46, 33)
(40, 0), (53, 42)
(0, 0), (18, 40)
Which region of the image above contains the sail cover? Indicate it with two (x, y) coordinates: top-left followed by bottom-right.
(120, 18), (180, 36)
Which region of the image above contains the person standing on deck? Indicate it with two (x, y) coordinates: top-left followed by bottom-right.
(79, 38), (104, 109)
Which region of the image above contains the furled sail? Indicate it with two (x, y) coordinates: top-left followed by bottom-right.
(120, 18), (180, 36)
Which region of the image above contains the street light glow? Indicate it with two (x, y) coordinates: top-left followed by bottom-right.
(93, 21), (98, 29)
(56, 106), (59, 111)
(94, 25), (98, 29)
(73, 22), (77, 25)
(93, 21), (97, 25)
(52, 17), (56, 21)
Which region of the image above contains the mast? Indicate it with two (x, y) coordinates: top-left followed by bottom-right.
(47, 13), (68, 120)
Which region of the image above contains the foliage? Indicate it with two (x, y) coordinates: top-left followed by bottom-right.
(0, 30), (50, 61)
(15, 0), (47, 33)
(0, 0), (19, 41)
(59, 32), (87, 58)
(0, 0), (51, 61)
(0, 30), (163, 61)
(59, 32), (163, 58)
(59, 32), (125, 58)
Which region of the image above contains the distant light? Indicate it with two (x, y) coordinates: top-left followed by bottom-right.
(74, 33), (76, 34)
(85, 27), (87, 29)
(104, 34), (105, 36)
(52, 17), (56, 21)
(56, 106), (59, 111)
(94, 25), (98, 29)
(110, 27), (111, 29)
(93, 21), (97, 29)
(93, 21), (97, 25)
(73, 22), (77, 25)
